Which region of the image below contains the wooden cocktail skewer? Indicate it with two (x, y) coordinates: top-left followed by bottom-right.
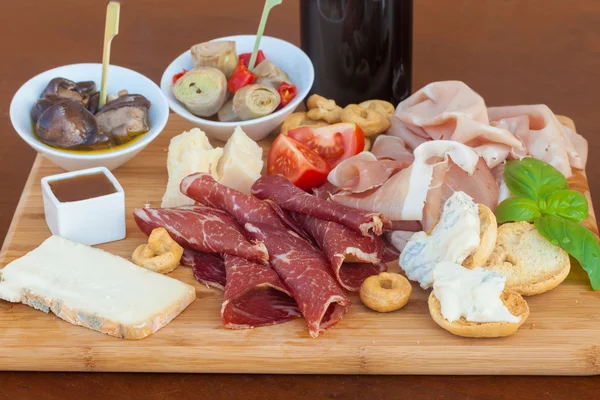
(248, 0), (282, 70)
(99, 1), (121, 106)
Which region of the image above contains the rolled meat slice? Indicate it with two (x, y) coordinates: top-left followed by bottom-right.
(181, 249), (226, 290)
(133, 205), (268, 265)
(172, 67), (227, 117)
(232, 84), (280, 121)
(244, 222), (350, 338)
(221, 254), (301, 329)
(191, 41), (238, 78)
(181, 173), (288, 230)
(251, 174), (386, 236)
(294, 213), (386, 291)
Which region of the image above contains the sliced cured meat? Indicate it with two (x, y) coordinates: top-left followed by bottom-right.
(180, 173), (288, 229)
(263, 199), (313, 243)
(294, 213), (385, 291)
(381, 234), (402, 262)
(133, 205), (269, 264)
(244, 222), (350, 338)
(221, 254), (301, 329)
(492, 163), (511, 203)
(330, 141), (493, 232)
(488, 104), (588, 177)
(327, 151), (412, 194)
(251, 174), (386, 236)
(371, 135), (414, 161)
(392, 81), (524, 164)
(181, 249), (226, 290)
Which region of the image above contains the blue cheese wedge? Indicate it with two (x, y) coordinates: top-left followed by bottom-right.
(0, 236), (196, 339)
(399, 191), (481, 289)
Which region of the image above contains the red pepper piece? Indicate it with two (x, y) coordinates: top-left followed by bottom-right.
(277, 82), (297, 108)
(227, 60), (257, 93)
(239, 50), (266, 67)
(172, 69), (188, 84)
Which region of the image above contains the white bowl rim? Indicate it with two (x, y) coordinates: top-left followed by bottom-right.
(10, 63), (169, 161)
(160, 34), (314, 127)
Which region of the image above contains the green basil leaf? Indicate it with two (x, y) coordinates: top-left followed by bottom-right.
(534, 215), (600, 291)
(543, 189), (589, 223)
(495, 197), (541, 223)
(504, 158), (567, 201)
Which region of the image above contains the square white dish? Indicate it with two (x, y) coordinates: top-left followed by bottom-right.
(41, 167), (126, 245)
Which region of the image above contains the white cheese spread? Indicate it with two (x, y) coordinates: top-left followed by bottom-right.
(432, 261), (520, 323)
(399, 191), (481, 289)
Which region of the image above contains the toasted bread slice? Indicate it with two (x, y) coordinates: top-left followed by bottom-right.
(428, 289), (529, 338)
(484, 222), (570, 296)
(463, 204), (497, 268)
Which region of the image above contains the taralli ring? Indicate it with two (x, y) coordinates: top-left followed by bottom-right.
(360, 272), (412, 313)
(358, 100), (395, 120)
(132, 227), (184, 274)
(306, 94), (342, 123)
(341, 104), (391, 136)
(280, 112), (327, 134)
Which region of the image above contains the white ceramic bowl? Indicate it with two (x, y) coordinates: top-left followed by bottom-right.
(10, 63), (169, 171)
(161, 35), (314, 142)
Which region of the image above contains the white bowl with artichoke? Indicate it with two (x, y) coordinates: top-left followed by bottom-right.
(160, 35), (314, 142)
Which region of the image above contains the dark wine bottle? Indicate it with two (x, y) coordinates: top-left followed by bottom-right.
(300, 0), (413, 107)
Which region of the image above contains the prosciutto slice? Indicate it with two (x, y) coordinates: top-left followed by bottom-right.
(331, 141), (497, 232)
(245, 222), (350, 338)
(390, 81), (524, 168)
(251, 174), (386, 236)
(181, 173), (287, 229)
(221, 254), (301, 329)
(133, 206), (269, 264)
(181, 249), (226, 290)
(294, 213), (386, 291)
(327, 152), (413, 194)
(371, 135), (414, 161)
(488, 104), (588, 177)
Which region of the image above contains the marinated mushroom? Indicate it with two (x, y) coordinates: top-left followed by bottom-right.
(41, 77), (83, 102)
(31, 96), (66, 123)
(95, 94), (151, 136)
(36, 100), (99, 148)
(86, 92), (100, 114)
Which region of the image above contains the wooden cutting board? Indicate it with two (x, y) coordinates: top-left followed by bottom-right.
(1, 115), (599, 375)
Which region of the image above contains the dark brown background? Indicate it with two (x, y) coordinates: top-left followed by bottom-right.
(0, 0), (599, 399)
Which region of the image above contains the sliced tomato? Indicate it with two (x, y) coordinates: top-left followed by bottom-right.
(287, 123), (365, 168)
(267, 135), (331, 190)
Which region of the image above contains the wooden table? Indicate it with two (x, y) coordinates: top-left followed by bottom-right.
(0, 0), (598, 398)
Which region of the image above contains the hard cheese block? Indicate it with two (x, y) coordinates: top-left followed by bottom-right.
(217, 126), (263, 194)
(0, 236), (196, 339)
(162, 128), (222, 208)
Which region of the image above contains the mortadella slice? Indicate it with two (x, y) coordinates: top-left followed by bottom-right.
(221, 254), (301, 329)
(180, 249), (226, 290)
(244, 222), (350, 338)
(251, 175), (387, 236)
(133, 205), (268, 264)
(294, 213), (386, 291)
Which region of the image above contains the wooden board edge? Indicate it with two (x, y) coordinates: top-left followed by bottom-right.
(0, 155), (44, 263)
(1, 343), (598, 375)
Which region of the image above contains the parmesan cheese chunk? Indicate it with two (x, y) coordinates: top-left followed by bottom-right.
(216, 126), (263, 194)
(162, 128), (223, 208)
(0, 236), (196, 339)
